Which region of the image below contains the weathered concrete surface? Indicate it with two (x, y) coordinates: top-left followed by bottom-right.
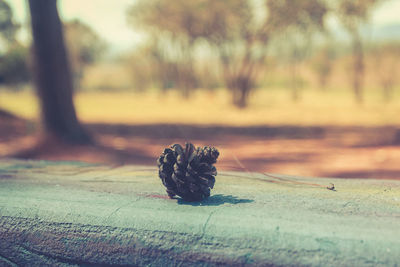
(0, 159), (399, 266)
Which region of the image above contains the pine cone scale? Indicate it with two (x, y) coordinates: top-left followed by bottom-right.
(157, 143), (219, 201)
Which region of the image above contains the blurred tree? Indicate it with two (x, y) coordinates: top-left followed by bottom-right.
(272, 3), (331, 102)
(274, 29), (315, 102)
(0, 0), (29, 90)
(123, 41), (164, 91)
(335, 0), (385, 104)
(213, 0), (327, 107)
(128, 0), (209, 98)
(124, 47), (154, 92)
(0, 43), (30, 89)
(370, 42), (400, 102)
(286, 35), (310, 102)
(64, 19), (107, 91)
(0, 0), (19, 45)
(28, 0), (91, 144)
(128, 0), (328, 108)
(311, 43), (336, 90)
(139, 37), (181, 92)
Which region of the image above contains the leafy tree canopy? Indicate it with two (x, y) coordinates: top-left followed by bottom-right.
(0, 0), (19, 46)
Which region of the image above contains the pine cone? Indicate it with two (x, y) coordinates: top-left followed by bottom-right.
(157, 143), (219, 201)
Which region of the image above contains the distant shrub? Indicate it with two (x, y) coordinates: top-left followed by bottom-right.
(0, 44), (30, 90)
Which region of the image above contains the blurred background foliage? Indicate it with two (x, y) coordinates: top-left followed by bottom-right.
(0, 0), (399, 109)
(64, 19), (107, 91)
(1, 0), (400, 178)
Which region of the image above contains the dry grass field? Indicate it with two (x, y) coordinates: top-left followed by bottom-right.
(1, 86), (400, 126)
(1, 86), (400, 180)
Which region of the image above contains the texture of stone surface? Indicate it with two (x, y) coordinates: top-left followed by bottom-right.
(0, 159), (399, 266)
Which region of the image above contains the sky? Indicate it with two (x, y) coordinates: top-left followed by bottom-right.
(8, 0), (142, 53)
(6, 0), (400, 54)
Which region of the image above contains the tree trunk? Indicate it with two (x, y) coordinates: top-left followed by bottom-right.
(352, 36), (364, 104)
(28, 0), (91, 144)
(231, 76), (251, 109)
(393, 130), (400, 145)
(382, 81), (393, 103)
(178, 61), (196, 99)
(290, 62), (300, 102)
(318, 69), (329, 91)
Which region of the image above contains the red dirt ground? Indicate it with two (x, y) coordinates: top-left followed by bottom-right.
(1, 114), (400, 180)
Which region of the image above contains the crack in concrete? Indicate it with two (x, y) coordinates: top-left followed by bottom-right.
(200, 210), (217, 239)
(105, 198), (141, 221)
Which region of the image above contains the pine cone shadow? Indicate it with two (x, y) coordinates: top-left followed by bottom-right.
(177, 194), (254, 206)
